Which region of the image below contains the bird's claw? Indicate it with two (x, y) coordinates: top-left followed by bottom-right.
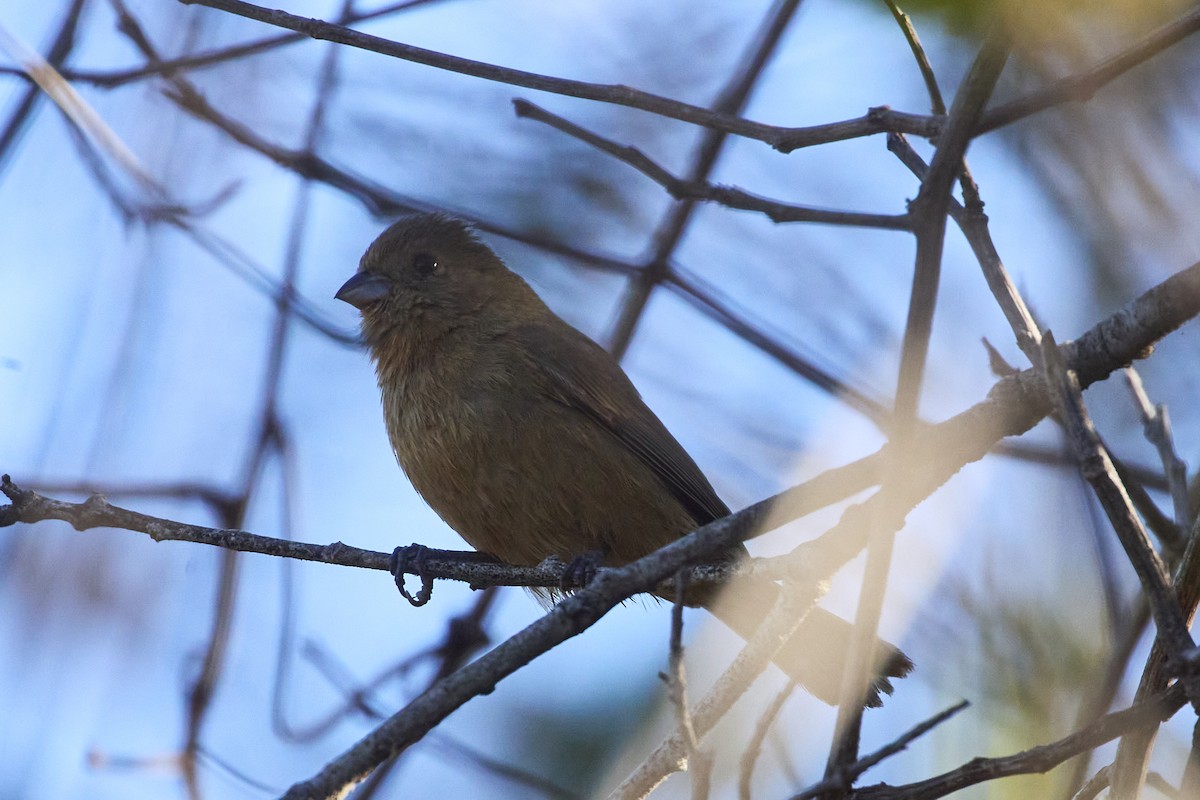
(560, 550), (604, 592)
(390, 544), (434, 607)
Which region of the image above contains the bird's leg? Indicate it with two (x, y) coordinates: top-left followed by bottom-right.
(390, 543), (435, 607)
(560, 548), (608, 592)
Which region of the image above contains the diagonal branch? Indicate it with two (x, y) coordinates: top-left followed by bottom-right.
(979, 6), (1200, 134)
(0, 0), (88, 176)
(604, 0), (804, 360)
(792, 700), (970, 799)
(849, 685), (1188, 800)
(1042, 332), (1200, 799)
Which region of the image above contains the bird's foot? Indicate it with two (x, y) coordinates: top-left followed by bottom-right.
(560, 549), (606, 593)
(390, 544), (435, 607)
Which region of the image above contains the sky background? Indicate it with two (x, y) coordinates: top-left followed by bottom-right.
(2, 0), (1200, 798)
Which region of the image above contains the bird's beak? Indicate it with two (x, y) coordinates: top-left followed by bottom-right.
(335, 272), (392, 309)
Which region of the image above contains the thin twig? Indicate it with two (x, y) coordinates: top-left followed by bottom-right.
(0, 0), (448, 88)
(979, 6), (1200, 134)
(894, 23), (1012, 422)
(666, 570), (712, 800)
(260, 1), (349, 750)
(665, 272), (894, 429)
(608, 581), (825, 800)
(883, 0), (946, 115)
(604, 0), (804, 359)
(886, 132), (1042, 366)
(178, 0), (940, 151)
(1111, 454), (1187, 554)
(791, 700), (969, 799)
(513, 100), (911, 231)
(1112, 512), (1200, 797)
(1042, 334), (1198, 685)
(849, 685), (1187, 800)
(1124, 368), (1190, 529)
(1, 11), (358, 346)
(738, 681), (797, 800)
(0, 0), (88, 177)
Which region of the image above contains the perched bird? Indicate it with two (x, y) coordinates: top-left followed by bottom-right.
(336, 213), (911, 705)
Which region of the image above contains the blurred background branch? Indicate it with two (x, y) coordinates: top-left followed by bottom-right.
(2, 0), (1200, 798)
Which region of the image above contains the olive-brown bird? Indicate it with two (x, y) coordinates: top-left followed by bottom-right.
(336, 213), (911, 706)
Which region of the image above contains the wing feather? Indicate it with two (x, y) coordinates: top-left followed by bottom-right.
(510, 323), (729, 526)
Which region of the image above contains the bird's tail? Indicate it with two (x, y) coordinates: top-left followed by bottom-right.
(700, 577), (912, 707)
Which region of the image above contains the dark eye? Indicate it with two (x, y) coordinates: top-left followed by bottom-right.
(412, 252), (439, 275)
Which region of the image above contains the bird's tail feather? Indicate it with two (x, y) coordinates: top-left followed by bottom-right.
(701, 577), (912, 707)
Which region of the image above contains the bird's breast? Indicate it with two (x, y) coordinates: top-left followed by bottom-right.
(378, 360), (694, 568)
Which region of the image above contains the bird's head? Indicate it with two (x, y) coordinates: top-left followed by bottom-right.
(336, 213), (531, 351)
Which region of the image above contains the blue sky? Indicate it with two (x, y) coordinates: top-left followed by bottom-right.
(2, 1), (1199, 798)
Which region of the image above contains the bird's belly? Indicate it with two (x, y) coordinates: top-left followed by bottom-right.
(389, 392), (694, 567)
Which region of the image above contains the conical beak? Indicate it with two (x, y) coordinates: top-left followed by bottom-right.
(335, 272), (392, 309)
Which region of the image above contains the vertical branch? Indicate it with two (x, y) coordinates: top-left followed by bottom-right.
(107, 0), (351, 792)
(267, 0), (353, 740)
(827, 21), (1011, 774)
(182, 523), (241, 800)
(738, 681), (796, 800)
(667, 570), (712, 800)
(1124, 368), (1190, 530)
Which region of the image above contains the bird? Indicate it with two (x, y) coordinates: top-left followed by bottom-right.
(336, 212), (911, 706)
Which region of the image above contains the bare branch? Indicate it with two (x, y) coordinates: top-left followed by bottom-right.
(178, 0), (940, 151)
(1124, 368), (1191, 529)
(883, 0), (946, 116)
(791, 700), (970, 799)
(276, 510), (820, 799)
(1042, 332), (1200, 798)
(1112, 512), (1200, 796)
(666, 571), (713, 800)
(886, 132), (1042, 366)
(605, 0), (804, 359)
(829, 20), (1011, 770)
(979, 6), (1200, 134)
(738, 681), (797, 800)
(514, 100), (912, 231)
(608, 581), (824, 800)
(849, 685), (1187, 800)
(1042, 335), (1198, 686)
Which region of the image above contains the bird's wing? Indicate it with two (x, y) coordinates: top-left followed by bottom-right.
(510, 322), (730, 525)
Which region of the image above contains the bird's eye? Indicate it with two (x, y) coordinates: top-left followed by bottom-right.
(412, 252), (439, 275)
